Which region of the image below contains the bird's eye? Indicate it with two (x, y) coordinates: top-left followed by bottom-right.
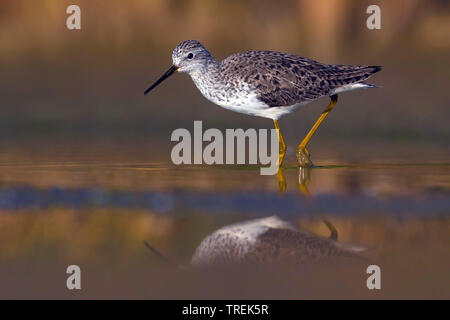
(187, 53), (194, 59)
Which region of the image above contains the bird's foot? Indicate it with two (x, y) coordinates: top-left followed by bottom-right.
(297, 146), (314, 168)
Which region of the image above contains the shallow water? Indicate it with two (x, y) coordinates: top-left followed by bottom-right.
(0, 140), (449, 298)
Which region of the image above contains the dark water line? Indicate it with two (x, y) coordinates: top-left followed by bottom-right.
(0, 186), (448, 217)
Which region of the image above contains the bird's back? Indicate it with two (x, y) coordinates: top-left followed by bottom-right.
(220, 50), (381, 107)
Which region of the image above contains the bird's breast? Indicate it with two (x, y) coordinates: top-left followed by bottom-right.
(190, 72), (267, 110)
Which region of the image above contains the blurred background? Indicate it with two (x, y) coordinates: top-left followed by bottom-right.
(0, 0), (449, 299)
(1, 0), (449, 142)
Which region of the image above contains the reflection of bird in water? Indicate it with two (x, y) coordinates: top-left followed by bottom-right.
(277, 167), (312, 195)
(190, 216), (366, 267)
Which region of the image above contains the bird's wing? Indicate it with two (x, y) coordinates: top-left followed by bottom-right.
(221, 51), (381, 107)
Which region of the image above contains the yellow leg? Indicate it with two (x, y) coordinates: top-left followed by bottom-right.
(277, 167), (287, 194)
(297, 94), (338, 167)
(297, 167), (311, 197)
(273, 120), (286, 167)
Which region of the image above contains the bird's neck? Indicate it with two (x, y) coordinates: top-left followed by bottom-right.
(188, 59), (225, 101)
(189, 58), (220, 81)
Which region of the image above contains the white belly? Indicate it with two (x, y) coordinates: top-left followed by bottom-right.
(190, 72), (312, 120)
(216, 99), (309, 120)
(193, 78), (308, 119)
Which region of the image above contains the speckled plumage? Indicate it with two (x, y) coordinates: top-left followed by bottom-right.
(190, 216), (366, 267)
(220, 50), (380, 107)
(167, 40), (381, 120)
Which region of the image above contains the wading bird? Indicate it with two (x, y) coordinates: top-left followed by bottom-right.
(145, 40), (381, 167)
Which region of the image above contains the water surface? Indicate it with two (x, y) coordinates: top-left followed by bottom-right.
(0, 140), (449, 298)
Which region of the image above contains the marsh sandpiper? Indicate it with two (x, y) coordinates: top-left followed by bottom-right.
(145, 40), (381, 167)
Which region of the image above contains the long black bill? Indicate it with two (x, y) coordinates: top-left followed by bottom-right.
(144, 65), (178, 95)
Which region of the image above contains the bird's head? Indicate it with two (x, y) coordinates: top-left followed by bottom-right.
(144, 40), (212, 95)
(171, 40), (212, 73)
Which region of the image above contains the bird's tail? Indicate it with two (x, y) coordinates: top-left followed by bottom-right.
(327, 65), (382, 87)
